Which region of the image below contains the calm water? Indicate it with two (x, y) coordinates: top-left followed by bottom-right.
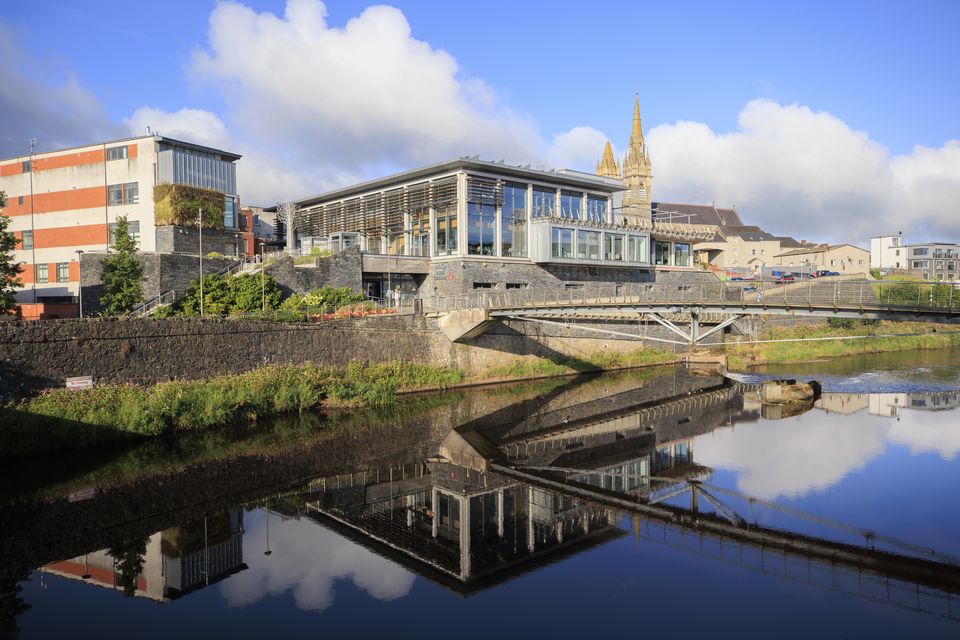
(2, 351), (959, 639)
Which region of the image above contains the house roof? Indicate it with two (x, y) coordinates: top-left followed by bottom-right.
(723, 225), (777, 242)
(651, 202), (743, 227)
(775, 243), (868, 258)
(774, 236), (803, 248)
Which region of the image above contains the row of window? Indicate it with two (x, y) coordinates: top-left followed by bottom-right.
(34, 263), (71, 283)
(551, 228), (649, 263)
(16, 146), (128, 174)
(531, 187), (608, 221)
(108, 182), (139, 206)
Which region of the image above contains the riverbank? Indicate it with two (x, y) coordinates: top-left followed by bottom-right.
(726, 321), (960, 370)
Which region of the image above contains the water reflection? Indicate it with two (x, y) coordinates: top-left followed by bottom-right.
(5, 364), (960, 637)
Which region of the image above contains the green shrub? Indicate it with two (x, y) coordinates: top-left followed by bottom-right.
(154, 184), (225, 229)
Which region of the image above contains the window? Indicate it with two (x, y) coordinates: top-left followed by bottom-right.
(751, 249), (756, 256)
(21, 160), (30, 173)
(435, 204), (457, 255)
(467, 202), (496, 255)
(106, 146), (128, 161)
(410, 206), (430, 257)
(473, 282), (495, 289)
(223, 195), (237, 228)
(559, 190), (582, 220)
(673, 242), (691, 267)
(551, 227), (573, 259)
(502, 183), (527, 257)
(858, 259), (864, 266)
(895, 249), (900, 256)
(604, 233), (625, 261)
(21, 230), (33, 250)
(627, 235), (647, 263)
(913, 248), (929, 256)
(110, 220), (141, 244)
(18, 195), (23, 205)
(532, 187), (555, 219)
(56, 262), (70, 283)
(108, 182), (139, 206)
(36, 263), (48, 283)
(655, 240), (671, 266)
(506, 282), (527, 289)
(586, 195), (607, 222)
(576, 230), (601, 260)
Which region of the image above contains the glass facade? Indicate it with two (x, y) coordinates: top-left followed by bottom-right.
(586, 195), (607, 222)
(604, 233), (625, 261)
(501, 183), (527, 257)
(576, 230), (601, 260)
(532, 187), (556, 219)
(467, 202), (496, 255)
(410, 207), (430, 256)
(627, 235), (647, 263)
(559, 191), (582, 220)
(655, 241), (671, 266)
(674, 242), (691, 267)
(551, 227), (574, 259)
(223, 195), (236, 228)
(435, 204), (457, 255)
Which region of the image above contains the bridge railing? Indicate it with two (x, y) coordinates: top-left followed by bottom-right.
(424, 279), (960, 314)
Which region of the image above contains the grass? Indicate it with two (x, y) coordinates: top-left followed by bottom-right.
(725, 320), (960, 370)
(0, 361), (465, 458)
(478, 348), (678, 380)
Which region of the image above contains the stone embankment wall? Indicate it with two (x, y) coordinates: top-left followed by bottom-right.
(0, 313), (694, 396)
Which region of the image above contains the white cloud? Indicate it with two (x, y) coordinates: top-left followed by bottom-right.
(648, 100), (960, 244)
(547, 126), (612, 171)
(220, 512), (415, 611)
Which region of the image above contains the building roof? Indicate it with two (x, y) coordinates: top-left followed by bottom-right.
(284, 158), (625, 209)
(723, 225), (777, 242)
(774, 236), (803, 249)
(775, 243), (868, 258)
(651, 202), (743, 227)
(0, 134), (242, 163)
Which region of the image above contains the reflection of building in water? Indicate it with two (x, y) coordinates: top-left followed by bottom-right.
(869, 392), (960, 418)
(40, 511), (246, 602)
(815, 393), (870, 415)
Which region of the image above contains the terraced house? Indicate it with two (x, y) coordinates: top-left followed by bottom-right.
(0, 135), (244, 315)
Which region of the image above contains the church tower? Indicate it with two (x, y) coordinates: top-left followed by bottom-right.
(595, 140), (621, 179)
(621, 95), (653, 219)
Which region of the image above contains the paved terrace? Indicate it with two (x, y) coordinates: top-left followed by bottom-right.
(425, 279), (960, 342)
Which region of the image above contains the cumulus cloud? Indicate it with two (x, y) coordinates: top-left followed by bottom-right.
(0, 24), (122, 157)
(220, 512), (415, 611)
(648, 100), (960, 244)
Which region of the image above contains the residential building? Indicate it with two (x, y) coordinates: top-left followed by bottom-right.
(774, 243), (870, 274)
(0, 134), (242, 307)
(693, 225), (788, 274)
(901, 242), (960, 281)
(870, 233), (905, 270)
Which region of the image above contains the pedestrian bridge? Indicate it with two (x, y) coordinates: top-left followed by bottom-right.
(426, 279), (960, 343)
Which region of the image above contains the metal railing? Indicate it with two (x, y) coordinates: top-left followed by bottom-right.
(424, 279), (960, 316)
(127, 290), (178, 317)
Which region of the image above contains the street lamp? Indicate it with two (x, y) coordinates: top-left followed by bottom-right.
(75, 249), (84, 318)
(260, 243), (266, 312)
(198, 206), (204, 318)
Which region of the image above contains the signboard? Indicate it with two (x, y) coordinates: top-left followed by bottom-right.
(65, 376), (94, 390)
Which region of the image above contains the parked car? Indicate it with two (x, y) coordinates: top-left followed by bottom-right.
(827, 271), (841, 276)
(776, 275), (795, 284)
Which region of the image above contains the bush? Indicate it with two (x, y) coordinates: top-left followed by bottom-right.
(280, 286), (366, 312)
(176, 273), (283, 316)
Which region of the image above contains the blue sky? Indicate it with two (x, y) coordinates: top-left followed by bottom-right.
(2, 0), (959, 241)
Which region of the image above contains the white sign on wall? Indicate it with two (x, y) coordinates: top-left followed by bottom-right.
(65, 376), (94, 390)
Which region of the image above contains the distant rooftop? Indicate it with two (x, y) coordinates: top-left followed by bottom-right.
(652, 202), (743, 227)
(0, 134), (242, 163)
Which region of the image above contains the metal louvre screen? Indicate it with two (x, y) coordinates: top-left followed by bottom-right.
(431, 177), (458, 207)
(363, 193), (384, 236)
(384, 188), (404, 229)
(343, 199), (362, 232)
(466, 176), (501, 205)
(406, 182), (429, 212)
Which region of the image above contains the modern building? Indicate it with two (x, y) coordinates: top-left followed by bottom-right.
(0, 134), (243, 309)
(901, 243), (960, 281)
(774, 243), (870, 275)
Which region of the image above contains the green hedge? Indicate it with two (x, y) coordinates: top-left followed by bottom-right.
(154, 184), (225, 229)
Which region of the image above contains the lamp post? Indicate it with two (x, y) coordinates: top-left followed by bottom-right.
(26, 138), (37, 302)
(260, 243), (266, 312)
(198, 206), (204, 318)
(75, 250), (84, 318)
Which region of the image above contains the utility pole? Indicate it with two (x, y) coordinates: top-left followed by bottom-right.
(26, 138), (37, 302)
(198, 206), (204, 317)
(260, 243), (266, 311)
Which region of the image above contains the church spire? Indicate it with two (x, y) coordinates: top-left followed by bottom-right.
(624, 93), (648, 169)
(621, 94), (653, 217)
(596, 140), (621, 178)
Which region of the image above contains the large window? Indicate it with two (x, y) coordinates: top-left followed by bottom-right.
(604, 233), (625, 261)
(56, 262), (70, 283)
(559, 190), (582, 220)
(627, 235), (647, 263)
(21, 230), (33, 250)
(435, 204), (457, 255)
(586, 195), (607, 222)
(109, 220), (141, 245)
(502, 183), (527, 257)
(108, 182), (139, 206)
(532, 187), (555, 219)
(467, 202), (496, 255)
(106, 146), (128, 161)
(674, 242), (691, 267)
(36, 263), (48, 283)
(551, 227), (573, 259)
(577, 230), (601, 260)
(224, 195), (237, 228)
(655, 240), (671, 266)
(410, 207), (430, 256)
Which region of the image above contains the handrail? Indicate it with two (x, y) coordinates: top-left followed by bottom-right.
(127, 290), (177, 317)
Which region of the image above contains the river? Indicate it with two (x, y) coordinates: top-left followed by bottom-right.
(1, 349), (958, 639)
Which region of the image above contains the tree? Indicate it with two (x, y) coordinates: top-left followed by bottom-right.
(107, 537), (148, 598)
(99, 216), (144, 315)
(0, 190), (23, 314)
(231, 273), (282, 312)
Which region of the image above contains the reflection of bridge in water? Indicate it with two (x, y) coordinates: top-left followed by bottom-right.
(299, 377), (960, 620)
(429, 280), (960, 343)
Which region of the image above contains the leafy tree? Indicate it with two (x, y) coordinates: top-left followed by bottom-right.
(178, 272), (283, 315)
(99, 216), (144, 315)
(0, 190), (22, 314)
(231, 273), (282, 312)
(107, 537), (148, 598)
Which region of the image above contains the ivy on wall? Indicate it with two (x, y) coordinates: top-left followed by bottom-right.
(154, 184), (225, 229)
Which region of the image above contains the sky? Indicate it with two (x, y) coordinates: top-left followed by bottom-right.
(2, 0), (959, 244)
